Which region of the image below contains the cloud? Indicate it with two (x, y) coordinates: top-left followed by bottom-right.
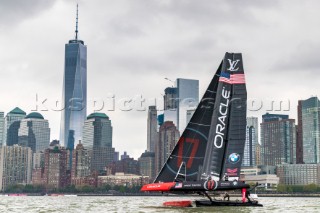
(0, 0), (58, 29)
(274, 42), (320, 72)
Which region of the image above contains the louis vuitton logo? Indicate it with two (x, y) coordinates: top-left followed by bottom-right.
(227, 59), (240, 72)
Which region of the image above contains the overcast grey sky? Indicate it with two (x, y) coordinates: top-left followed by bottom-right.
(1, 0), (319, 158)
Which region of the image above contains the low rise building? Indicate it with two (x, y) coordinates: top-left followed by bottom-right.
(277, 164), (320, 185)
(241, 166), (279, 190)
(97, 173), (149, 187)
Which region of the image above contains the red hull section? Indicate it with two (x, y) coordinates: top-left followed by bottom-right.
(163, 200), (193, 207)
(141, 182), (175, 192)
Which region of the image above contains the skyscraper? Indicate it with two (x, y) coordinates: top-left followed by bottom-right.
(176, 78), (199, 133)
(82, 113), (114, 172)
(0, 112), (4, 147)
(18, 112), (50, 153)
(298, 97), (320, 164)
(82, 113), (112, 149)
(164, 87), (178, 110)
(247, 117), (259, 144)
(4, 107), (26, 146)
(147, 106), (158, 152)
(60, 5), (87, 149)
(242, 126), (256, 167)
(243, 117), (259, 167)
(155, 121), (180, 174)
(260, 113), (296, 166)
(297, 100), (303, 164)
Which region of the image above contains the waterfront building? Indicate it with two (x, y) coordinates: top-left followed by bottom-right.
(32, 168), (45, 186)
(138, 151), (155, 181)
(243, 174), (279, 190)
(0, 145), (32, 191)
(106, 158), (139, 175)
(43, 146), (68, 189)
(18, 112), (50, 153)
(33, 152), (45, 169)
(260, 113), (296, 166)
(4, 107), (26, 146)
(147, 106), (158, 152)
(242, 125), (256, 167)
(155, 121), (180, 173)
(98, 173), (149, 187)
(240, 166), (260, 176)
(82, 113), (112, 149)
(297, 97), (320, 164)
(243, 117), (259, 167)
(176, 78), (199, 133)
(0, 111), (4, 147)
(32, 152), (45, 185)
(71, 142), (91, 179)
(297, 101), (304, 164)
(277, 164), (320, 185)
(255, 143), (262, 165)
(240, 166), (279, 190)
(82, 113), (113, 173)
(60, 6), (87, 149)
(247, 117), (259, 144)
(91, 147), (115, 173)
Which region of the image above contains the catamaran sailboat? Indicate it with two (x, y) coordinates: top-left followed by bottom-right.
(141, 52), (263, 207)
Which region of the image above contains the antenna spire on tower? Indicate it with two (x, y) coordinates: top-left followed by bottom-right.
(75, 4), (79, 40)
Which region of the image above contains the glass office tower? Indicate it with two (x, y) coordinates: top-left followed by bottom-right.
(175, 78), (199, 133)
(299, 97), (320, 163)
(60, 7), (87, 149)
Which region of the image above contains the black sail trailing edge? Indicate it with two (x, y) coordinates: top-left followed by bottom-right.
(154, 52), (247, 183)
(202, 53), (246, 180)
(154, 62), (222, 182)
(221, 54), (247, 180)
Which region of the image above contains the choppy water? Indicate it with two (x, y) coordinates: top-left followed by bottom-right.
(0, 196), (319, 213)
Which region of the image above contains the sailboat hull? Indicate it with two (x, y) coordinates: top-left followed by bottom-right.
(141, 180), (250, 192)
(195, 200), (263, 207)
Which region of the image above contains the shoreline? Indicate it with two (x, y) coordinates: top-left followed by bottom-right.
(1, 193), (320, 197)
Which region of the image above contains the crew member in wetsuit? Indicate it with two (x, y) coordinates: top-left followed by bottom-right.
(245, 190), (252, 203)
(224, 173), (229, 181)
(223, 192), (230, 201)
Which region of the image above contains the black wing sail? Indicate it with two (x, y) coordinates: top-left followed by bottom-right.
(154, 62), (223, 183)
(221, 54), (247, 180)
(201, 53), (245, 181)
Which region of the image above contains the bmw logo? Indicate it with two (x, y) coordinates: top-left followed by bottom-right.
(228, 153), (240, 164)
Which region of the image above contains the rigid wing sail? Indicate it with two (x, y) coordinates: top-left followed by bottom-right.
(141, 53), (262, 207)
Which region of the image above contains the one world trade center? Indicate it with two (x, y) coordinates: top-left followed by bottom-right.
(60, 5), (87, 149)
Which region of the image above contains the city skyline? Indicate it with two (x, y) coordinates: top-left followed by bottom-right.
(1, 1), (320, 158)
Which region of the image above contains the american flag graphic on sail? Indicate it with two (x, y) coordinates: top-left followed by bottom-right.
(219, 72), (245, 84)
